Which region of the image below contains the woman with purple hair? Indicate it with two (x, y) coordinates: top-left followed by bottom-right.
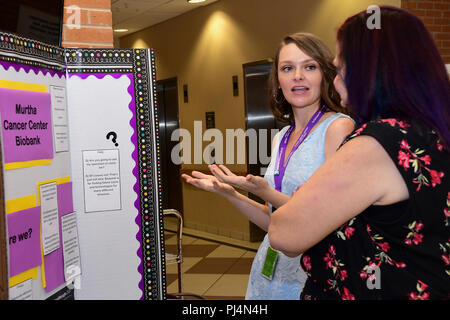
(269, 6), (450, 300)
(183, 32), (354, 299)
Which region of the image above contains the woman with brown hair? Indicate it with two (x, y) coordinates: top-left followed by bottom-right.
(183, 32), (354, 299)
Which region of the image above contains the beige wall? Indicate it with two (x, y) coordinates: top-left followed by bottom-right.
(120, 0), (401, 241)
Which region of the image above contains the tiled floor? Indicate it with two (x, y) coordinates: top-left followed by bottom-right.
(163, 231), (259, 300)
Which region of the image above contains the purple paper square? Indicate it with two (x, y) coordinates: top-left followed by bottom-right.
(7, 206), (42, 277)
(44, 182), (75, 292)
(0, 88), (54, 163)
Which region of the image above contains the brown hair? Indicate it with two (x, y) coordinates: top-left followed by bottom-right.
(269, 32), (349, 123)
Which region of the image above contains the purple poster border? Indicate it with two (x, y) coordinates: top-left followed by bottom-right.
(68, 72), (144, 298)
(66, 48), (165, 300)
(0, 60), (65, 79)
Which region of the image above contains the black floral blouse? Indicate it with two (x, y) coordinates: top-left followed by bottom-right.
(300, 119), (450, 300)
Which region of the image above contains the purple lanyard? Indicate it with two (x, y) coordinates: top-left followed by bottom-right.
(273, 105), (326, 192)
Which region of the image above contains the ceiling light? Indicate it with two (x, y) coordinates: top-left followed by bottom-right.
(114, 29), (129, 33)
(187, 0), (206, 3)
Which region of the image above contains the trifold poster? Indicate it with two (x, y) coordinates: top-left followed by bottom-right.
(0, 31), (166, 300)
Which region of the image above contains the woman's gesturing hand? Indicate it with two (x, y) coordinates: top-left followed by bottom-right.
(208, 164), (269, 197)
(181, 171), (236, 198)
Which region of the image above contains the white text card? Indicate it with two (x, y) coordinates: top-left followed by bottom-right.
(50, 86), (69, 152)
(40, 182), (60, 255)
(61, 212), (82, 282)
(9, 279), (33, 300)
(83, 149), (121, 213)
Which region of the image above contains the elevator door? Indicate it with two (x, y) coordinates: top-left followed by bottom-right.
(156, 78), (183, 215)
(244, 61), (284, 241)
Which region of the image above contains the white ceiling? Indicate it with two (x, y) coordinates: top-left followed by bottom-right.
(111, 0), (219, 37)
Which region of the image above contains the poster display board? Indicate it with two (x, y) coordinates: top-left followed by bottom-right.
(0, 32), (166, 300)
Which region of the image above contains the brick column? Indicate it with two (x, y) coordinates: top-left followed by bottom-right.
(402, 0), (450, 63)
(62, 0), (113, 48)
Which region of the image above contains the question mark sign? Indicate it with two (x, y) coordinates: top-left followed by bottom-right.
(28, 228), (32, 238)
(106, 131), (118, 147)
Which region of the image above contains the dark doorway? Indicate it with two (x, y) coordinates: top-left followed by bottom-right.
(156, 78), (183, 216)
(0, 0), (64, 46)
(243, 60), (285, 242)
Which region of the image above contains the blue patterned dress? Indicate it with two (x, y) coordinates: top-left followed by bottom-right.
(245, 113), (353, 300)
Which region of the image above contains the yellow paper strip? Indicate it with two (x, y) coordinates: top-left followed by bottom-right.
(6, 195), (37, 214)
(0, 80), (47, 93)
(9, 267), (38, 288)
(5, 159), (52, 170)
(40, 239), (46, 288)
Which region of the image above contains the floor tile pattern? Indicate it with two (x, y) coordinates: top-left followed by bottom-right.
(164, 232), (257, 300)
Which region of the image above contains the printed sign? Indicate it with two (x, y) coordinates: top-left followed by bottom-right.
(0, 88), (53, 164)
